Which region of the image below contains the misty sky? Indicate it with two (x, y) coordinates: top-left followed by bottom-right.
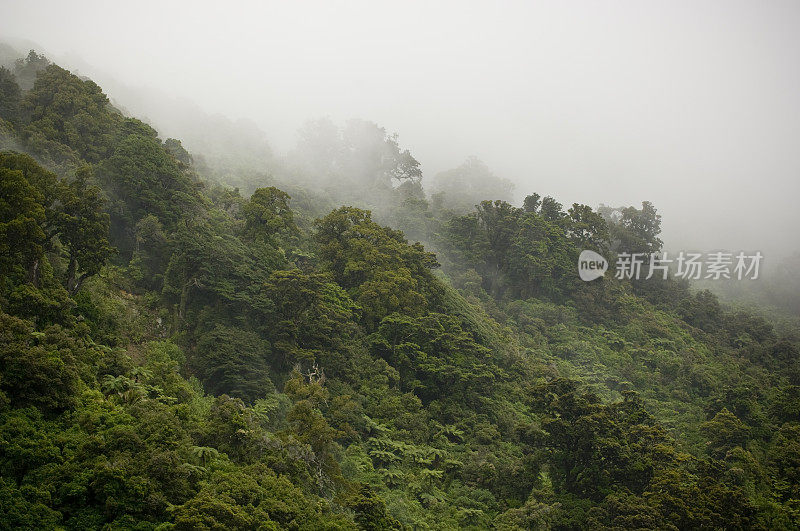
(2, 0), (799, 259)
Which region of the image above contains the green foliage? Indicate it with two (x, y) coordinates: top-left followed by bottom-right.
(0, 55), (798, 529)
(345, 484), (401, 530)
(508, 211), (576, 300)
(368, 312), (495, 403)
(701, 407), (750, 459)
(161, 220), (283, 328)
(0, 152), (114, 300)
(53, 166), (116, 294)
(0, 165), (46, 287)
(12, 50), (50, 91)
(101, 123), (203, 243)
(600, 200), (663, 254)
(242, 186), (298, 247)
(0, 477), (61, 529)
(314, 207), (440, 327)
(0, 312), (89, 412)
(172, 465), (346, 529)
(259, 269), (359, 372)
(21, 64), (121, 167)
(447, 197), (600, 300)
(194, 325), (272, 403)
(0, 67), (21, 125)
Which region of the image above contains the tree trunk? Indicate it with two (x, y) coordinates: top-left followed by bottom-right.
(65, 255), (77, 293)
(28, 258), (40, 287)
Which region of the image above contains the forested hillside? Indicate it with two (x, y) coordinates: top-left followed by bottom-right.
(1, 51), (799, 529)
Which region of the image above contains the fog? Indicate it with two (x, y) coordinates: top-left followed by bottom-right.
(2, 0), (799, 260)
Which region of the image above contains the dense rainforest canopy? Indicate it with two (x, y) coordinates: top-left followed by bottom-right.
(0, 51), (799, 529)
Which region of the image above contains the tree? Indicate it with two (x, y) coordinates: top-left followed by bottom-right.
(473, 200), (523, 295)
(700, 408), (750, 459)
(340, 119), (422, 189)
(0, 67), (21, 125)
(0, 479), (61, 529)
(346, 484), (401, 530)
(290, 118), (422, 203)
(523, 193), (541, 213)
(291, 117), (341, 179)
(242, 186), (298, 247)
(602, 201), (662, 255)
(539, 196), (564, 222)
(537, 380), (674, 501)
(172, 466), (342, 529)
(132, 214), (169, 289)
(161, 221), (283, 330)
(368, 312), (495, 403)
(508, 213), (577, 300)
(164, 137), (192, 166)
(314, 207), (439, 327)
(0, 152), (60, 287)
(284, 372), (344, 488)
(53, 167), (116, 294)
(0, 152), (113, 294)
(13, 50), (50, 90)
(768, 423), (800, 506)
(100, 123), (203, 251)
(567, 203), (609, 251)
(258, 269), (358, 371)
(429, 157), (514, 212)
(0, 166), (46, 286)
(194, 325), (273, 403)
(21, 63), (121, 166)
(189, 446), (220, 468)
(678, 289), (721, 331)
(0, 312), (86, 411)
(445, 197), (602, 300)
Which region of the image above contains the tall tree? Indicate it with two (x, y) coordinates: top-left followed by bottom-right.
(0, 166), (45, 285)
(242, 186), (298, 247)
(53, 166), (115, 294)
(429, 157), (514, 212)
(0, 67), (21, 125)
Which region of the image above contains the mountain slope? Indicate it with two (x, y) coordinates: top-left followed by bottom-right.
(0, 52), (798, 529)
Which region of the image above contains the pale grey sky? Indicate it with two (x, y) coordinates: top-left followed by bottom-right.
(2, 0), (798, 258)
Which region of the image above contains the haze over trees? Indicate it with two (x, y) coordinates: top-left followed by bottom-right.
(428, 157), (515, 213)
(0, 50), (799, 529)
